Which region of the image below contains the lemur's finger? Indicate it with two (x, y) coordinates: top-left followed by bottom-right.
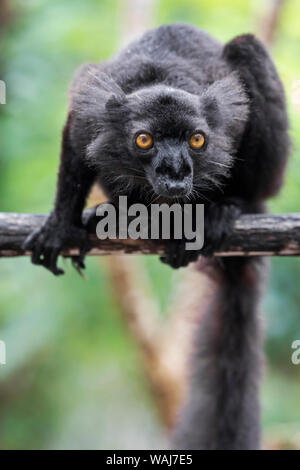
(48, 247), (64, 276)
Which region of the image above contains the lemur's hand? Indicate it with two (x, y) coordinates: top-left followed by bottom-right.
(160, 199), (242, 268)
(202, 200), (242, 256)
(23, 212), (90, 276)
(160, 239), (201, 269)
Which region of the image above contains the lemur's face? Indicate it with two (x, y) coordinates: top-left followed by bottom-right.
(127, 88), (208, 199)
(86, 79), (248, 201)
(124, 84), (248, 200)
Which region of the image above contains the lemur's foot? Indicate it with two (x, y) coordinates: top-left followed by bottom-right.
(160, 239), (200, 269)
(24, 213), (90, 276)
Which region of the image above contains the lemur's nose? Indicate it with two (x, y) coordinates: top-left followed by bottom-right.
(163, 180), (188, 196)
(155, 158), (191, 181)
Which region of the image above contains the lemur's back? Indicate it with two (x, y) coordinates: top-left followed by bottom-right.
(105, 23), (229, 94)
(125, 23), (222, 61)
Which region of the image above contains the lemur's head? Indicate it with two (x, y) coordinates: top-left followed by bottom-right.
(72, 68), (248, 200)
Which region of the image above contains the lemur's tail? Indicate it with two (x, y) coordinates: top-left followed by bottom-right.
(173, 257), (266, 450)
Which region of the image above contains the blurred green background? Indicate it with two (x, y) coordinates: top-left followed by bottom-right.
(1, 0), (300, 450)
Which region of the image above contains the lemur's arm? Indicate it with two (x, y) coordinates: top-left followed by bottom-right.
(24, 65), (123, 276)
(24, 114), (95, 275)
(53, 114), (95, 226)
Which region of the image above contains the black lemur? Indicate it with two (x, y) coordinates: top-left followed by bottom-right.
(24, 24), (289, 449)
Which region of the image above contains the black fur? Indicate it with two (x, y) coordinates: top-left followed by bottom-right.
(24, 24), (289, 449)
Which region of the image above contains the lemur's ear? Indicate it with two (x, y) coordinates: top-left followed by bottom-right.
(70, 64), (126, 120)
(201, 73), (249, 137)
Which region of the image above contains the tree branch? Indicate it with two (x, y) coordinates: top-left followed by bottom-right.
(1, 210), (300, 258)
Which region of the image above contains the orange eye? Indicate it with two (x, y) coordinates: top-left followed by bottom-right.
(136, 133), (153, 150)
(189, 132), (205, 150)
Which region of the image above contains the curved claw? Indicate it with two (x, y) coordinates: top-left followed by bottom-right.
(71, 257), (86, 278)
(71, 245), (89, 278)
(70, 228), (90, 276)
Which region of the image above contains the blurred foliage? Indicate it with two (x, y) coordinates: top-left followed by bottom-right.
(0, 0), (300, 449)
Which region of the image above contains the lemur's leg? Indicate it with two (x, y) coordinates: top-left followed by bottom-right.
(223, 34), (289, 200)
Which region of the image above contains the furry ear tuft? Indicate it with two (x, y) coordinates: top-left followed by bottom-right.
(202, 96), (222, 129)
(201, 73), (249, 138)
(70, 64), (126, 121)
(105, 93), (126, 111)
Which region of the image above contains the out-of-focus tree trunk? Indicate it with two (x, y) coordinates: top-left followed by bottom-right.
(0, 0), (11, 33)
(119, 0), (157, 45)
(105, 255), (186, 429)
(291, 80), (300, 114)
(257, 0), (286, 47)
